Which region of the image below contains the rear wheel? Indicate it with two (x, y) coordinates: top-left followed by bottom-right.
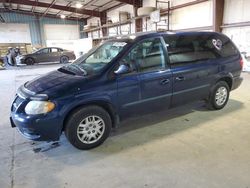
(207, 81), (230, 110)
(60, 56), (69, 64)
(25, 57), (35, 65)
(65, 106), (112, 150)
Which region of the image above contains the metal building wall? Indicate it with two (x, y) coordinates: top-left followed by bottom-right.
(0, 12), (85, 46)
(1, 12), (42, 45)
(222, 0), (250, 54)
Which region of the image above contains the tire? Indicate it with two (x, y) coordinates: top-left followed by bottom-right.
(25, 57), (35, 65)
(207, 81), (230, 110)
(65, 105), (112, 150)
(60, 56), (69, 64)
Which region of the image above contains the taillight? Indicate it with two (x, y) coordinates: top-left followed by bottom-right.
(240, 58), (243, 70)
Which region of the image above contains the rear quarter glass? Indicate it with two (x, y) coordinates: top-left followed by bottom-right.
(216, 33), (240, 57)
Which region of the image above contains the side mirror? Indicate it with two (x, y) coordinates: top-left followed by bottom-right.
(114, 64), (130, 75)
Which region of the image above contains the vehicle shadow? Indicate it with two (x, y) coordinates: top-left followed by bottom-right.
(112, 101), (207, 137)
(39, 98), (244, 159)
(111, 99), (243, 136)
(12, 98), (243, 188)
(95, 99), (244, 152)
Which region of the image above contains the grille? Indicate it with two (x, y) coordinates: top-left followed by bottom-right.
(12, 96), (25, 112)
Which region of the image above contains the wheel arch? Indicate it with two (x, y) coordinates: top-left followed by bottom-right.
(24, 56), (36, 64)
(60, 55), (69, 60)
(216, 76), (233, 90)
(207, 74), (233, 101)
(62, 100), (119, 132)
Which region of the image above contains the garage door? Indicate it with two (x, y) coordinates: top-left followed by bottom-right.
(0, 23), (31, 43)
(44, 24), (80, 40)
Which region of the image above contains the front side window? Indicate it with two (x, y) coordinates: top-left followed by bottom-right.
(121, 38), (166, 73)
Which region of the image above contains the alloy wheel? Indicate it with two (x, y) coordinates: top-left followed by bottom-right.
(215, 86), (228, 106)
(77, 115), (105, 144)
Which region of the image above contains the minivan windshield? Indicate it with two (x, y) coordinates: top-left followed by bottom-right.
(59, 41), (128, 76)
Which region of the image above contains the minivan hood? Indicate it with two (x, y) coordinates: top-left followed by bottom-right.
(25, 70), (85, 97)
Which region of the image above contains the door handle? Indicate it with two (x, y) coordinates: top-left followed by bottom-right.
(160, 79), (170, 85)
(175, 76), (185, 81)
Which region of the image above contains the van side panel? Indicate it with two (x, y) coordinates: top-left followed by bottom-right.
(164, 32), (242, 107)
(164, 33), (222, 106)
(170, 61), (219, 106)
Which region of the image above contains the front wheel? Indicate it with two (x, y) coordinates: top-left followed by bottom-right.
(207, 81), (230, 110)
(65, 106), (112, 150)
(25, 57), (35, 65)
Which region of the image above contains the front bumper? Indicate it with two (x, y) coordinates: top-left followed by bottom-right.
(10, 93), (63, 141)
(231, 76), (243, 90)
(10, 112), (62, 141)
(16, 57), (25, 65)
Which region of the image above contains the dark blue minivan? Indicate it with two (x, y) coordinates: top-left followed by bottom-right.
(10, 32), (243, 149)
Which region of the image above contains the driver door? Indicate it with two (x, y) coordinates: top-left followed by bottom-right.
(116, 57), (141, 119)
(117, 37), (172, 118)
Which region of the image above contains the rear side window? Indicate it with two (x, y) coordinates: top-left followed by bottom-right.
(164, 35), (216, 65)
(51, 48), (58, 52)
(164, 33), (239, 65)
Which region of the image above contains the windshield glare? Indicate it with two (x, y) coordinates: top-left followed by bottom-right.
(66, 41), (127, 75)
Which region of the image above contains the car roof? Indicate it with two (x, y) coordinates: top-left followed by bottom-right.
(137, 31), (221, 39)
(107, 31), (221, 43)
(49, 47), (63, 49)
(38, 47), (63, 51)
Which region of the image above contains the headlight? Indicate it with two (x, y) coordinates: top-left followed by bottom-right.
(18, 55), (25, 60)
(25, 101), (55, 115)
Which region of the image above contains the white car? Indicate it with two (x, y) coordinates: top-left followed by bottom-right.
(241, 53), (250, 72)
